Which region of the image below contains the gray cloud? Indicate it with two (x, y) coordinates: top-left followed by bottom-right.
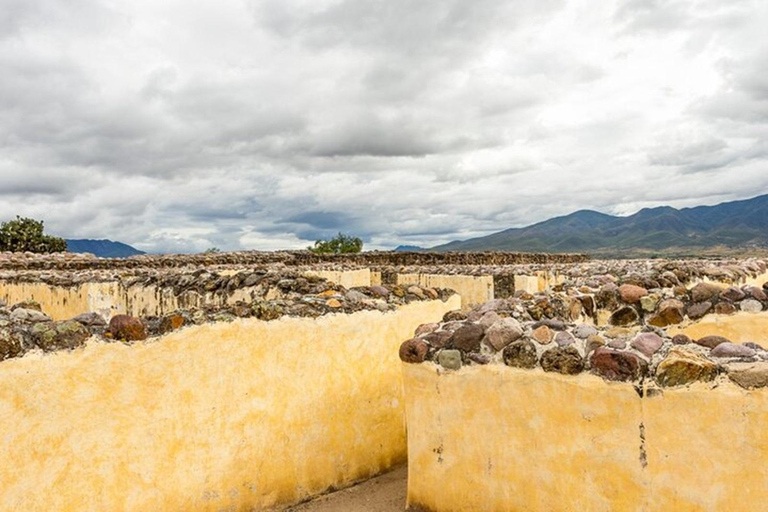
(0, 0), (766, 252)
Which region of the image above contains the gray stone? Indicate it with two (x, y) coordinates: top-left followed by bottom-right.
(10, 308), (51, 323)
(571, 324), (598, 339)
(438, 349), (462, 370)
(482, 318), (523, 351)
(740, 299), (763, 313)
(344, 290), (368, 303)
(554, 331), (576, 347)
(686, 302), (712, 320)
(71, 312), (107, 327)
(672, 334), (692, 345)
(478, 311), (502, 328)
(710, 342), (756, 359)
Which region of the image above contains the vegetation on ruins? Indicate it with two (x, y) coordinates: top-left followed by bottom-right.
(308, 232), (364, 254)
(0, 216), (66, 253)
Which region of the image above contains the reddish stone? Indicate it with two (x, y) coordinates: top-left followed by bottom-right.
(108, 315), (147, 342)
(695, 335), (731, 349)
(399, 338), (428, 363)
(590, 348), (648, 382)
(618, 284), (648, 304)
(714, 302), (737, 315)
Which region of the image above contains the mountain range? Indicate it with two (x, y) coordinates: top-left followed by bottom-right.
(431, 194), (768, 257)
(65, 239), (145, 258)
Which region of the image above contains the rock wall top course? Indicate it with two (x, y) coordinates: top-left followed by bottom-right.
(0, 277), (455, 364)
(0, 250), (589, 271)
(400, 258), (768, 391)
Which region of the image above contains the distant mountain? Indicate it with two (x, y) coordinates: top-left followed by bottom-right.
(65, 239), (145, 258)
(432, 194), (768, 256)
(394, 245), (425, 252)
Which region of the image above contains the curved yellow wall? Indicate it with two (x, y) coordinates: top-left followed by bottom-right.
(668, 312), (768, 343)
(403, 363), (768, 512)
(0, 296), (460, 512)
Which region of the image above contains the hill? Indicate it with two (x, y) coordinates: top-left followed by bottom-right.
(432, 194), (768, 257)
(65, 239), (145, 258)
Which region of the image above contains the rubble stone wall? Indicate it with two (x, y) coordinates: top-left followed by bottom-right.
(397, 274), (494, 310)
(0, 296), (460, 512)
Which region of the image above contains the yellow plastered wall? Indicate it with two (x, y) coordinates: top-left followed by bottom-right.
(668, 312), (768, 343)
(402, 364), (768, 512)
(303, 269), (371, 288)
(0, 296), (460, 512)
(397, 274), (493, 310)
(0, 281), (270, 321)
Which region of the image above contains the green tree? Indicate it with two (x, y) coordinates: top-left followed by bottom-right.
(0, 216), (67, 253)
(308, 232), (363, 254)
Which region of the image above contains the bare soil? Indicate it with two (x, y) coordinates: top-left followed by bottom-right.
(285, 465), (407, 512)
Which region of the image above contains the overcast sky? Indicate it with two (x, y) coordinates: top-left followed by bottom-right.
(1, 0), (767, 253)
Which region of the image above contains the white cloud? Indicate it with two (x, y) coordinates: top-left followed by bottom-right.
(0, 0), (766, 252)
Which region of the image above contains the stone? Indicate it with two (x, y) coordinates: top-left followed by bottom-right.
(541, 346), (584, 375)
(0, 327), (24, 360)
(727, 362), (768, 389)
(482, 318), (523, 351)
(571, 324), (598, 339)
(325, 298), (342, 308)
(740, 299), (763, 313)
(745, 286), (767, 301)
(554, 331), (576, 347)
(399, 338), (429, 363)
(10, 300), (42, 312)
(714, 302), (737, 315)
(468, 353), (490, 365)
(631, 332), (664, 358)
(10, 308), (50, 323)
(108, 315), (147, 342)
(31, 320), (90, 352)
(691, 282), (722, 303)
(686, 301), (712, 320)
(407, 286), (426, 299)
(442, 310), (467, 322)
(158, 313), (186, 334)
(604, 326), (635, 338)
(640, 294), (660, 313)
(369, 286), (390, 298)
(720, 286), (746, 302)
(656, 347), (718, 387)
(585, 334), (605, 354)
(438, 349), (462, 370)
(502, 339), (538, 369)
(71, 312), (107, 327)
(531, 325), (553, 344)
(531, 318), (566, 331)
(695, 335), (731, 349)
(422, 330), (453, 348)
(647, 299), (685, 327)
(745, 342), (766, 351)
(449, 323), (486, 353)
(415, 323), (439, 336)
(590, 348), (648, 382)
(618, 284), (648, 304)
(609, 306), (639, 326)
(345, 290), (368, 303)
(710, 342), (756, 358)
(672, 334), (692, 345)
(478, 311), (502, 328)
(608, 337), (628, 349)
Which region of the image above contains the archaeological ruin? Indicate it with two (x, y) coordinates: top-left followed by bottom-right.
(1, 250), (766, 511)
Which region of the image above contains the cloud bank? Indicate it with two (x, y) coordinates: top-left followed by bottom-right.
(1, 0), (766, 252)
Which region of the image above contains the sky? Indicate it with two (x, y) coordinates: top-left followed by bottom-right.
(1, 0), (767, 253)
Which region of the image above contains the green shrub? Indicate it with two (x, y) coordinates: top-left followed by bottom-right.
(0, 216), (67, 253)
(308, 232), (363, 254)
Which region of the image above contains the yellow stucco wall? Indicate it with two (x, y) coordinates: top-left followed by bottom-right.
(302, 269), (372, 289)
(513, 271), (564, 294)
(0, 296), (460, 512)
(397, 274), (493, 310)
(402, 363), (768, 512)
(668, 312), (768, 343)
(0, 281), (273, 320)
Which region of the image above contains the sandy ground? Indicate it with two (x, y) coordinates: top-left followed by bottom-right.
(285, 465), (408, 512)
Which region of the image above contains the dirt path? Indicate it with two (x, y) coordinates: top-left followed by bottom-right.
(286, 466), (408, 512)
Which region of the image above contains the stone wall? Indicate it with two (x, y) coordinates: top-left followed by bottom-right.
(397, 274), (494, 310)
(0, 296), (460, 511)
